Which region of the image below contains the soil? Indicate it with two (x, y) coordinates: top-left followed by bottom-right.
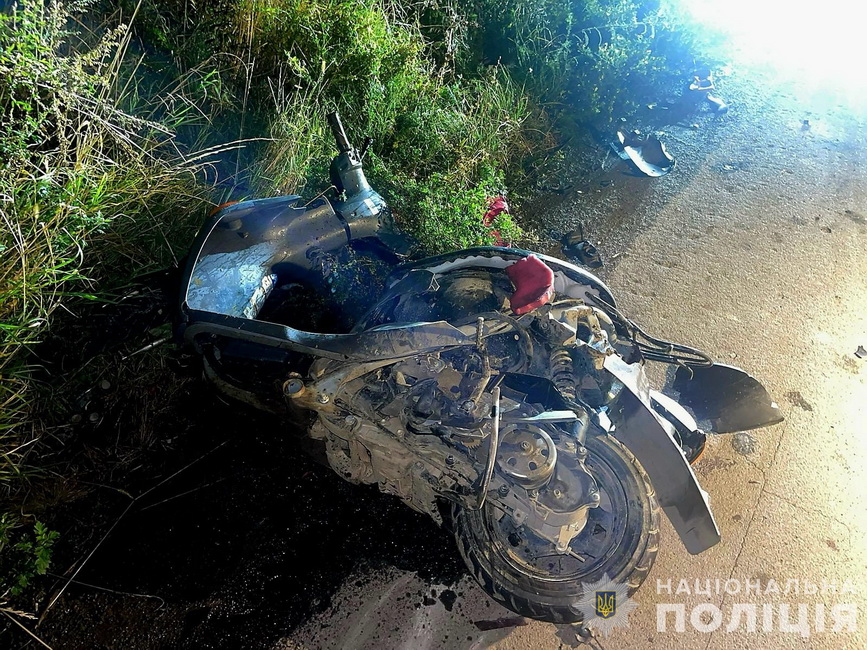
(19, 369), (467, 650)
(1, 271), (469, 650)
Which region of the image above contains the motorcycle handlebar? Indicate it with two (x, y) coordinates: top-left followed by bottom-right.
(326, 111), (352, 153)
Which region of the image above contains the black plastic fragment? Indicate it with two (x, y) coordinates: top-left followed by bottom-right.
(670, 364), (784, 434)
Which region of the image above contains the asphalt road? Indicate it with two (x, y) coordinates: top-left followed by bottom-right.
(278, 73), (867, 649)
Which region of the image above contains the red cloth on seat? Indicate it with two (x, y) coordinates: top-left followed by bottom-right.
(505, 255), (555, 315)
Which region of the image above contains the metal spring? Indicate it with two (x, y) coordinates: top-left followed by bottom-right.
(550, 347), (577, 400)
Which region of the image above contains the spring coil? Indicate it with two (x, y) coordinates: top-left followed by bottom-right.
(550, 347), (577, 400)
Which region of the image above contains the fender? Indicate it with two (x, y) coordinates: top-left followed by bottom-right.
(604, 355), (721, 555)
(669, 364), (784, 433)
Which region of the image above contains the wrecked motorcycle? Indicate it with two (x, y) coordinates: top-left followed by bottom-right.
(176, 113), (782, 624)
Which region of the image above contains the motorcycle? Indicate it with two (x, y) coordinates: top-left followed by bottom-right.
(176, 112), (782, 624)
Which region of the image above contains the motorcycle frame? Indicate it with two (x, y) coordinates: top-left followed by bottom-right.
(175, 109), (784, 557)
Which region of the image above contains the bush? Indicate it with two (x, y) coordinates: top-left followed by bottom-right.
(435, 0), (720, 132)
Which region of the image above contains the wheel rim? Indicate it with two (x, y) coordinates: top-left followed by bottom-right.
(484, 442), (632, 583)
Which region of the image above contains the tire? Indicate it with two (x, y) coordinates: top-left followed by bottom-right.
(451, 434), (659, 624)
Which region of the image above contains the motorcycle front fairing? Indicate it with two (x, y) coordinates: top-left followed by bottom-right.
(177, 196), (476, 361)
(179, 194), (341, 321)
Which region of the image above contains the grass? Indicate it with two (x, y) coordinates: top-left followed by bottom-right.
(0, 1), (219, 600)
(0, 0), (717, 607)
(140, 0), (539, 254)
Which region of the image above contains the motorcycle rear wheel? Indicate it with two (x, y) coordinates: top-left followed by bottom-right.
(451, 434), (659, 624)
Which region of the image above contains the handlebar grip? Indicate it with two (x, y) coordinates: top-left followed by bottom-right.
(326, 111), (352, 153)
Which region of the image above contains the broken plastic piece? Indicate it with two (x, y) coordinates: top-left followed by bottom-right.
(482, 196), (509, 246)
(561, 228), (603, 269)
(689, 72), (716, 92)
(505, 255), (555, 315)
(705, 93), (728, 113)
(689, 71), (728, 113)
(855, 345), (867, 359)
(671, 364), (784, 433)
(616, 131), (675, 177)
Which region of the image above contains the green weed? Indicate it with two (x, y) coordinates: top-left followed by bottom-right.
(0, 515), (59, 600)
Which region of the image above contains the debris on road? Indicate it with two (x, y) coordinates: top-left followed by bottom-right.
(561, 226), (603, 269)
(690, 70), (729, 113)
(616, 130), (675, 177)
(719, 161), (744, 173)
(689, 72), (715, 92)
(473, 616), (530, 631)
(705, 93), (729, 113)
(855, 346), (867, 359)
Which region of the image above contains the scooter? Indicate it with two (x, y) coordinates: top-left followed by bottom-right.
(176, 112), (782, 624)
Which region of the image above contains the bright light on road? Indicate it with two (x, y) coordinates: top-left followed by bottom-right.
(681, 0), (867, 105)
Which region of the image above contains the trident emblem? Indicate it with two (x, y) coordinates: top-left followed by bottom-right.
(595, 591), (616, 619)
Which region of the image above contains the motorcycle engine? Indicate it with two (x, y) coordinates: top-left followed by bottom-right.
(309, 267), (619, 549)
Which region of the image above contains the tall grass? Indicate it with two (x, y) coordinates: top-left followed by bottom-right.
(138, 0), (536, 253)
(0, 1), (217, 587)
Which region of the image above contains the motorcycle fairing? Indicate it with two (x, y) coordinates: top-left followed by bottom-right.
(604, 354), (721, 555)
(181, 195), (348, 319)
(650, 390), (700, 434)
(179, 203), (618, 363)
(669, 364), (784, 433)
